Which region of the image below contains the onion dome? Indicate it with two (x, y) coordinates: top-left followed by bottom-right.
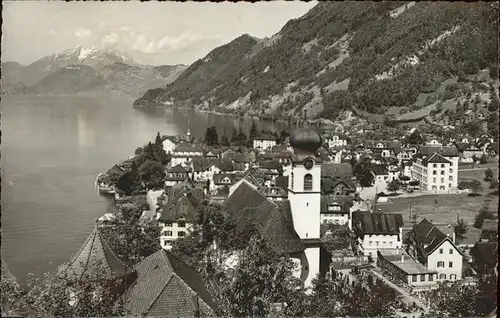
(289, 128), (323, 155)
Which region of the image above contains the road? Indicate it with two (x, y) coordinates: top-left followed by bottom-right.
(369, 268), (429, 314)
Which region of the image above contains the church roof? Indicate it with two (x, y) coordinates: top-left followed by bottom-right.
(57, 225), (133, 281)
(224, 181), (305, 255)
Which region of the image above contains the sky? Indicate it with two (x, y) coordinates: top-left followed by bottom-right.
(1, 1), (317, 66)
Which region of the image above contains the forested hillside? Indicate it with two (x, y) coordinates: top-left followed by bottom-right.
(134, 1), (498, 122)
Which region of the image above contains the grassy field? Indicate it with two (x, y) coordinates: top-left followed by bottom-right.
(377, 166), (498, 226)
(379, 192), (498, 227)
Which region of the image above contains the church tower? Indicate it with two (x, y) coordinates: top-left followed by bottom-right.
(288, 127), (322, 289)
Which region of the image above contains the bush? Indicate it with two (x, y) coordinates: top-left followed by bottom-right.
(458, 180), (472, 190)
(484, 168), (494, 181)
(479, 154), (488, 164)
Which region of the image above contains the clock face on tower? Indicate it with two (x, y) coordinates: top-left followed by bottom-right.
(304, 158), (314, 170)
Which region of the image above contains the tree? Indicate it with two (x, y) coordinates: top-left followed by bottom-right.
(204, 126), (219, 146)
(138, 160), (166, 189)
(408, 180), (420, 187)
(468, 179), (483, 196)
(386, 180), (401, 194)
(278, 129), (290, 144)
(454, 217), (468, 242)
(116, 171), (142, 195)
(320, 223), (353, 252)
(489, 178), (498, 190)
(102, 213), (161, 264)
(484, 168), (493, 181)
(1, 264), (129, 317)
(250, 121), (258, 140)
(473, 205), (496, 229)
(154, 132), (162, 150)
(399, 175), (410, 185)
(480, 154), (488, 165)
(353, 158), (374, 187)
(134, 147), (143, 156)
(220, 135), (230, 146)
(407, 131), (423, 145)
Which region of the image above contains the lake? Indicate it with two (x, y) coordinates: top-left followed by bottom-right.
(1, 95), (290, 284)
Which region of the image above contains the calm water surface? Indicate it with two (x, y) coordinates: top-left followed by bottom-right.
(1, 95), (289, 284)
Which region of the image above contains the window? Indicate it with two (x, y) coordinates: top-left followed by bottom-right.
(450, 274), (457, 280)
(290, 173), (294, 189)
(441, 170), (445, 175)
(165, 230), (173, 236)
(164, 222), (173, 227)
(449, 249), (453, 254)
(178, 231), (185, 237)
(437, 261), (445, 267)
(433, 178), (436, 183)
(304, 174), (313, 191)
(441, 178), (444, 183)
(376, 241), (379, 246)
(412, 275), (417, 282)
(163, 240), (168, 246)
(433, 170), (437, 175)
(420, 274), (425, 282)
(439, 248), (443, 254)
(441, 164), (445, 168)
(449, 176), (453, 181)
(428, 274), (433, 281)
(449, 183), (452, 188)
(439, 274), (446, 279)
(433, 164), (437, 168)
(449, 261), (453, 268)
(178, 222), (186, 228)
(449, 168), (453, 173)
(369, 241), (373, 246)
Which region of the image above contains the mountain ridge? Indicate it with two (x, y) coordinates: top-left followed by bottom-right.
(1, 46), (187, 97)
(133, 1), (498, 124)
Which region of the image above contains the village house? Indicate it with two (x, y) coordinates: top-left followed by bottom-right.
(320, 195), (353, 225)
(261, 186), (288, 201)
(324, 133), (348, 148)
(371, 164), (390, 187)
(410, 146), (459, 192)
(351, 211), (404, 260)
(211, 173), (238, 194)
(170, 143), (204, 166)
(161, 135), (179, 154)
(158, 181), (203, 250)
(377, 249), (438, 293)
(470, 242), (498, 276)
(164, 164), (189, 187)
(404, 219), (464, 282)
(253, 132), (277, 153)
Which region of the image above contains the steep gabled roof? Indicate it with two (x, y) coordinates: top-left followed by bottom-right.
(224, 181), (304, 255)
(167, 164), (187, 174)
(321, 163), (352, 178)
(174, 143), (203, 153)
(57, 225), (133, 281)
(470, 242), (498, 267)
(160, 193), (199, 223)
(254, 132), (276, 141)
(351, 212), (403, 237)
(213, 173), (238, 185)
(127, 250), (217, 317)
(410, 218), (463, 256)
(423, 152), (451, 165)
